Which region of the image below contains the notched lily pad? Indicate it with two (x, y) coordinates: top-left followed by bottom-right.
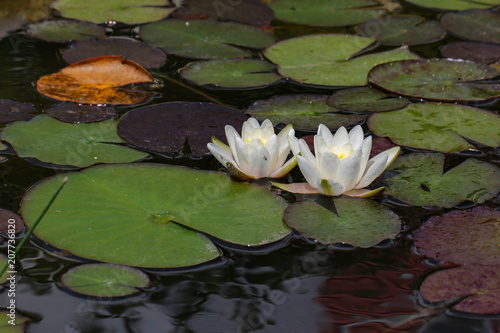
(440, 42), (500, 64)
(441, 9), (500, 44)
(44, 102), (116, 123)
(420, 264), (500, 314)
(0, 115), (148, 168)
(326, 87), (409, 112)
(140, 19), (275, 59)
(405, 0), (500, 11)
(381, 153), (500, 207)
(180, 59), (281, 89)
(0, 99), (37, 122)
(368, 58), (500, 101)
(284, 197), (401, 248)
(357, 15), (446, 46)
(61, 263), (151, 297)
(26, 19), (105, 43)
(246, 94), (366, 131)
(62, 38), (167, 68)
(368, 103), (500, 152)
(118, 102), (248, 156)
(0, 208), (24, 234)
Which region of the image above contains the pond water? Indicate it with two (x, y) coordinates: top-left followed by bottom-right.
(1, 1), (500, 333)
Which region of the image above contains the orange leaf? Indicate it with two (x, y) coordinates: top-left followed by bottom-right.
(36, 56), (155, 105)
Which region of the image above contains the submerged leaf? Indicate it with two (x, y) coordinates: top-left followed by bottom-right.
(0, 99), (37, 122)
(44, 102), (116, 123)
(440, 42), (500, 64)
(26, 19), (105, 43)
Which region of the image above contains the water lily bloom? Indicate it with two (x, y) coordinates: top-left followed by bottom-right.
(273, 124), (400, 197)
(207, 118), (297, 180)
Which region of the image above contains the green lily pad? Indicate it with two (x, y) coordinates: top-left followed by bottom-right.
(357, 15), (446, 46)
(441, 9), (500, 44)
(20, 164), (290, 268)
(414, 206), (500, 265)
(283, 197), (401, 248)
(405, 0), (500, 11)
(51, 0), (175, 25)
(269, 0), (387, 27)
(367, 103), (500, 152)
(26, 19), (105, 43)
(264, 34), (419, 87)
(61, 263), (151, 297)
(326, 87), (409, 112)
(246, 94), (366, 131)
(381, 153), (500, 207)
(180, 59), (281, 89)
(0, 310), (30, 332)
(420, 264), (500, 314)
(0, 115), (148, 168)
(140, 19), (275, 59)
(368, 58), (500, 101)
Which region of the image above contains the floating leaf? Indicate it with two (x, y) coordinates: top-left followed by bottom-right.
(140, 19), (275, 59)
(284, 197), (401, 248)
(441, 9), (500, 44)
(36, 56), (155, 105)
(357, 15), (446, 46)
(0, 310), (30, 332)
(405, 0), (499, 11)
(26, 19), (105, 43)
(440, 42), (500, 64)
(44, 102), (116, 123)
(269, 0), (387, 27)
(20, 164), (290, 268)
(51, 0), (175, 25)
(0, 99), (37, 122)
(180, 59), (281, 89)
(118, 102), (247, 156)
(246, 94), (366, 131)
(61, 263), (151, 297)
(62, 38), (167, 68)
(381, 153), (500, 207)
(326, 87), (409, 112)
(1, 115), (148, 168)
(368, 58), (500, 101)
(420, 264), (500, 314)
(0, 208), (24, 234)
(264, 34), (419, 87)
(368, 103), (500, 152)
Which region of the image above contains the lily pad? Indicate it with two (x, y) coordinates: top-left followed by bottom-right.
(180, 59), (281, 89)
(368, 58), (500, 101)
(140, 19), (275, 59)
(44, 102), (116, 123)
(367, 103), (500, 152)
(246, 94), (366, 131)
(440, 9), (500, 44)
(20, 163), (290, 268)
(26, 19), (105, 43)
(62, 38), (167, 68)
(420, 264), (500, 314)
(61, 263), (151, 297)
(440, 42), (500, 64)
(269, 0), (387, 27)
(117, 102), (248, 156)
(0, 115), (148, 168)
(0, 99), (37, 122)
(405, 0), (500, 11)
(326, 87), (409, 112)
(0, 310), (30, 332)
(51, 0), (176, 25)
(0, 208), (24, 234)
(357, 15), (446, 46)
(264, 34), (419, 87)
(381, 153), (500, 207)
(284, 197), (401, 248)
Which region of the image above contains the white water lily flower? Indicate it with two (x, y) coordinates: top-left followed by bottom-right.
(273, 124), (400, 197)
(207, 118), (297, 180)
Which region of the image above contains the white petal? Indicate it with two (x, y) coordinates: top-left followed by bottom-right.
(332, 126), (350, 149)
(225, 125), (241, 163)
(233, 136), (250, 175)
(318, 124), (335, 146)
(356, 136), (372, 183)
(248, 145), (272, 178)
(298, 139), (316, 165)
(316, 151), (340, 180)
(377, 146), (401, 170)
(278, 124), (294, 147)
(317, 179), (344, 196)
(288, 134), (300, 156)
(265, 134), (280, 171)
(335, 148), (363, 192)
(337, 142), (354, 159)
(260, 119), (275, 139)
(269, 155), (297, 178)
(314, 135), (329, 156)
(207, 142), (239, 170)
(349, 125), (364, 151)
(297, 155), (321, 189)
(276, 140), (291, 170)
(355, 154), (388, 189)
(241, 118), (260, 142)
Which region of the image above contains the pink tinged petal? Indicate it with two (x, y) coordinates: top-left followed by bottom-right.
(264, 134), (280, 171)
(260, 119), (275, 139)
(317, 151), (340, 180)
(207, 142), (239, 170)
(233, 136), (250, 174)
(348, 125), (364, 151)
(355, 154), (388, 189)
(299, 139), (316, 165)
(318, 124), (335, 146)
(271, 181), (319, 194)
(344, 187), (385, 198)
(332, 126), (350, 149)
(317, 179), (344, 196)
(269, 155), (297, 178)
(248, 144), (272, 178)
(297, 155), (321, 189)
(225, 125), (241, 161)
(335, 148), (363, 192)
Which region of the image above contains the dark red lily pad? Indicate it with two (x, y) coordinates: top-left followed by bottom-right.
(0, 99), (37, 122)
(414, 206), (500, 266)
(0, 208), (24, 234)
(26, 19), (105, 43)
(117, 102), (248, 156)
(440, 42), (500, 64)
(326, 87), (409, 112)
(44, 102), (116, 123)
(420, 264), (500, 314)
(441, 9), (500, 44)
(62, 38), (167, 68)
